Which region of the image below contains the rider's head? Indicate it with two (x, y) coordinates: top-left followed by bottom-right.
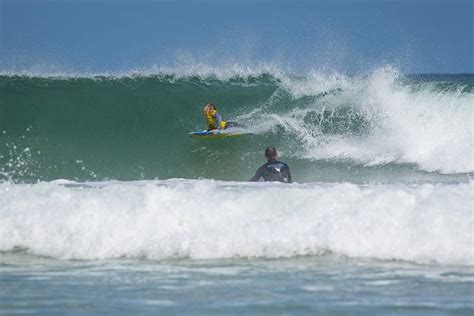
(203, 103), (217, 114)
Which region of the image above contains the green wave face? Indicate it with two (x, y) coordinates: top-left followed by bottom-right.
(1, 72), (473, 183)
(0, 75), (281, 182)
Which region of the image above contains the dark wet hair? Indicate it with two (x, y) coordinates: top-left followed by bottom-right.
(265, 146), (277, 159)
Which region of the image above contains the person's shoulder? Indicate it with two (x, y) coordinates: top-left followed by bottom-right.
(257, 163), (267, 171)
(277, 160), (290, 168)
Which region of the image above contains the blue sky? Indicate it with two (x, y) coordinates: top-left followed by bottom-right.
(1, 0), (473, 74)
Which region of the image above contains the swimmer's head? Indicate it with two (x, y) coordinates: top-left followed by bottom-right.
(264, 146), (277, 160)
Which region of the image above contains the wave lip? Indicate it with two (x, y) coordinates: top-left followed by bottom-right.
(1, 180), (473, 265)
(0, 62), (285, 80)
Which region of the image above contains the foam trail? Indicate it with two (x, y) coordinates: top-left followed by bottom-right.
(1, 180), (472, 265)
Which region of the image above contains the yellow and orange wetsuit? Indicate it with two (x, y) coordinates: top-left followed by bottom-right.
(204, 109), (227, 130)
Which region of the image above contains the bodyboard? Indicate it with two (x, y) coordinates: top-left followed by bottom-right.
(188, 130), (244, 139)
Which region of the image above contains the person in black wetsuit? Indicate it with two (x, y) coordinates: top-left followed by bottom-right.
(250, 146), (292, 183)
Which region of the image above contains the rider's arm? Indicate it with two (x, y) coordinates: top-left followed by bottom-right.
(214, 112), (223, 130)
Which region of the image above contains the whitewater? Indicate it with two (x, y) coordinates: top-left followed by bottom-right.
(1, 179), (473, 265)
(1, 66), (473, 315)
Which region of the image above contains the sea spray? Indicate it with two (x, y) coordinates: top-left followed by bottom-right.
(241, 67), (474, 173)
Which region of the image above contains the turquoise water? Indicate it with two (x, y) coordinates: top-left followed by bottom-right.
(1, 68), (473, 314)
(1, 70), (473, 182)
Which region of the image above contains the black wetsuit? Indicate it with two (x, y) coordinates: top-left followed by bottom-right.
(250, 159), (292, 183)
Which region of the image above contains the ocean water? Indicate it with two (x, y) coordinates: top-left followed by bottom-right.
(0, 67), (473, 314)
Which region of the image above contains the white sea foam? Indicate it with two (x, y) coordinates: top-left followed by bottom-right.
(244, 67), (474, 174)
(0, 180), (472, 265)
